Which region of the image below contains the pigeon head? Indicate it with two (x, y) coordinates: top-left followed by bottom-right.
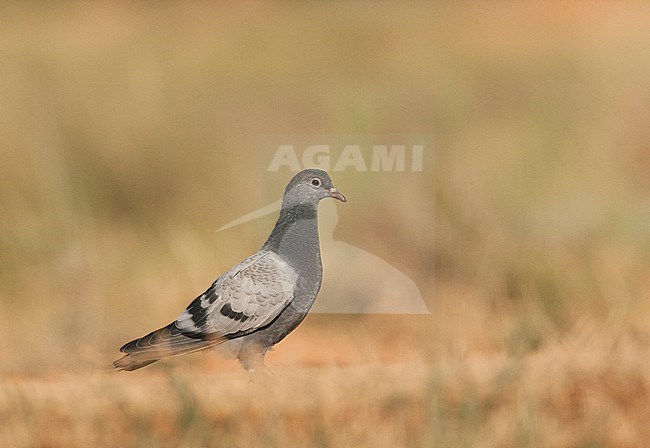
(282, 169), (346, 207)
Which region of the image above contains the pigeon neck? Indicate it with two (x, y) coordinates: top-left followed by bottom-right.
(263, 203), (321, 267)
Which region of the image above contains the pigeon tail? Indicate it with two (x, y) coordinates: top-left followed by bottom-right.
(113, 355), (160, 372)
(113, 323), (219, 371)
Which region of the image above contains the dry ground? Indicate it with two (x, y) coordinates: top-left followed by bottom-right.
(2, 291), (649, 447)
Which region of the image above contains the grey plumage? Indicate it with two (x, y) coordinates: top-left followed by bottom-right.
(114, 169), (346, 374)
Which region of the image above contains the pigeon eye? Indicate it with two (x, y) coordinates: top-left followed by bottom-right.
(310, 178), (321, 187)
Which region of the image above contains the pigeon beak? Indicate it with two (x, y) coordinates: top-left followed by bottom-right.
(328, 187), (347, 202)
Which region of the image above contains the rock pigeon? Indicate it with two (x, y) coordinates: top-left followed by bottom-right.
(114, 169), (346, 375)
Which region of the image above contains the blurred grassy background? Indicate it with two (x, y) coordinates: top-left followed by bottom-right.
(0, 2), (649, 447)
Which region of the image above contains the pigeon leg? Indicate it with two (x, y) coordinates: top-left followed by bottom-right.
(239, 344), (273, 381)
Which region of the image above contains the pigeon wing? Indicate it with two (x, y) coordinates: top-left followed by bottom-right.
(175, 250), (298, 338)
